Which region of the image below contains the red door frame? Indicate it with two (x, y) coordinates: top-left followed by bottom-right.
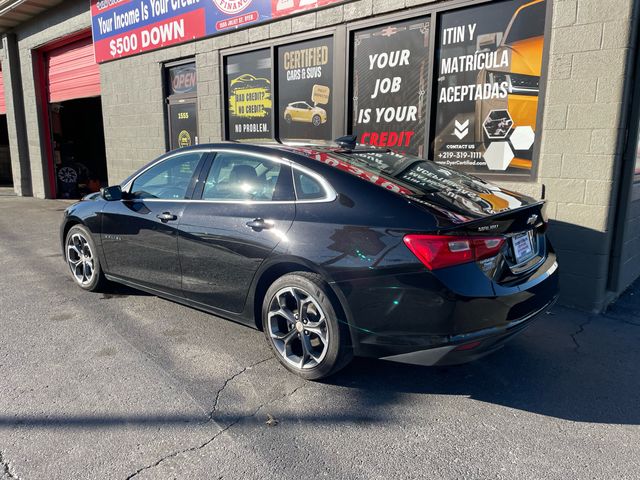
(37, 29), (94, 198)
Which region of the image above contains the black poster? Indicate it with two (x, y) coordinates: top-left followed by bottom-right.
(225, 49), (273, 141)
(278, 37), (333, 141)
(432, 0), (547, 177)
(351, 18), (430, 157)
(169, 102), (198, 150)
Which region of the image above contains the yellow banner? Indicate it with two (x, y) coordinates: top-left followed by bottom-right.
(229, 86), (272, 119)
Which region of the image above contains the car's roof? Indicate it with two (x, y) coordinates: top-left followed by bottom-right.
(124, 141), (537, 222)
(172, 141), (355, 157)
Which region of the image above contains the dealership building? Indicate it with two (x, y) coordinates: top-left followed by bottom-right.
(0, 0), (638, 312)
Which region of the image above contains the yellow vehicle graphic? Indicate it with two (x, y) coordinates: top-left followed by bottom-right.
(283, 101), (328, 127)
(477, 0), (546, 171)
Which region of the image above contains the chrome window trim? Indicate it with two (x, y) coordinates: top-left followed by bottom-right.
(122, 147), (337, 205)
(122, 148), (213, 194)
(291, 163), (337, 204)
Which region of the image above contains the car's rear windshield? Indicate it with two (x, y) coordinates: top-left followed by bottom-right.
(329, 149), (489, 195)
(338, 150), (415, 176)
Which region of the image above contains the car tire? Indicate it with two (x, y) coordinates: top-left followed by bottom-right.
(312, 115), (321, 127)
(262, 272), (353, 380)
(285, 114), (292, 124)
(65, 224), (108, 292)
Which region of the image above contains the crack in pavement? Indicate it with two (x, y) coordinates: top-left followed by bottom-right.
(0, 451), (21, 480)
(208, 357), (273, 420)
(126, 360), (305, 480)
(570, 311), (640, 352)
(570, 317), (594, 352)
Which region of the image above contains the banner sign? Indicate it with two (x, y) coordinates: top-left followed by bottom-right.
(432, 0), (547, 177)
(278, 37), (333, 141)
(90, 0), (346, 63)
(351, 17), (431, 157)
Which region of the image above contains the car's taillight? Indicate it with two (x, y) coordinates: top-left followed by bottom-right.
(403, 234), (506, 270)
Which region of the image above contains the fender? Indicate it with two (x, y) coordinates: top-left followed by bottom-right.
(244, 253), (360, 352)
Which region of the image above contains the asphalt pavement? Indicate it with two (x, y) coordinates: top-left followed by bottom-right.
(1, 196), (639, 479)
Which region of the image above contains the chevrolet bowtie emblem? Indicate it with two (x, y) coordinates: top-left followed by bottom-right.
(527, 214), (539, 225)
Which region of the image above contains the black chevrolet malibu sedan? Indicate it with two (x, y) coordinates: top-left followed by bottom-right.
(60, 140), (558, 379)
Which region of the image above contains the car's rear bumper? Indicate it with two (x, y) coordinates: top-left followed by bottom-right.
(378, 295), (557, 366)
(333, 254), (559, 364)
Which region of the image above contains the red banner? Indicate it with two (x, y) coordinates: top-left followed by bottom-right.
(93, 9), (206, 62)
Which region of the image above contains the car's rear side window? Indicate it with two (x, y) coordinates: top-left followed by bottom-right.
(293, 170), (326, 200)
(130, 152), (203, 199)
(202, 152), (292, 201)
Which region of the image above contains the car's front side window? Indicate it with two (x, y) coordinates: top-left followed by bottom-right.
(202, 152), (290, 201)
(129, 152), (203, 199)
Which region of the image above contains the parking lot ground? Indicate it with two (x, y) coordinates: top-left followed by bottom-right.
(1, 196), (639, 479)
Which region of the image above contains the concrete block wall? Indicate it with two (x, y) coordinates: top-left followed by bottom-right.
(534, 0), (635, 310)
(2, 35), (31, 196)
(100, 43), (194, 184)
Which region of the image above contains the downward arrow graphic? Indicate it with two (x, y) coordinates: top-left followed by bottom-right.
(454, 119), (469, 140)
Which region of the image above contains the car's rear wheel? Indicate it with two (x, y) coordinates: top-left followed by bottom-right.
(312, 115), (321, 127)
(263, 272), (352, 380)
(65, 224), (107, 292)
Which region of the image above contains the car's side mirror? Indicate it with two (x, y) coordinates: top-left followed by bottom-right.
(101, 185), (123, 201)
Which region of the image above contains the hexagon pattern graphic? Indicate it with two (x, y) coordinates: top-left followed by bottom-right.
(510, 126), (535, 151)
(483, 142), (515, 171)
(483, 109), (513, 140)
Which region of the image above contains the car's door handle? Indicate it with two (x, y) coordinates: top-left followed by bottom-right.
(156, 212), (178, 222)
(246, 218), (272, 231)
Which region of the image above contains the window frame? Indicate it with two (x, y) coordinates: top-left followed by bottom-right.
(193, 149), (295, 204)
(164, 57), (198, 151)
(122, 149), (212, 201)
(220, 25), (346, 144)
(199, 150), (294, 203)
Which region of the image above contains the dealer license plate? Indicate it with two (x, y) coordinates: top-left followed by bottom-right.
(511, 232), (534, 263)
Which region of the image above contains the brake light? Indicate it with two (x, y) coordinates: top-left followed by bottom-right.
(403, 234), (505, 270)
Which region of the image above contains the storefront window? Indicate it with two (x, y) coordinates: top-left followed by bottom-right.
(432, 0), (548, 178)
(165, 61), (198, 150)
(350, 17), (431, 157)
(278, 37), (334, 141)
(225, 49), (273, 141)
(218, 0), (549, 180)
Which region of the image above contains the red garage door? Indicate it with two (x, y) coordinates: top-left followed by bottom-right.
(0, 67), (6, 114)
(46, 35), (100, 103)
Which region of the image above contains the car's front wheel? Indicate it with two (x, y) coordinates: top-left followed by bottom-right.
(263, 272), (352, 380)
(65, 224), (107, 292)
(285, 114), (292, 124)
(312, 115), (321, 127)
